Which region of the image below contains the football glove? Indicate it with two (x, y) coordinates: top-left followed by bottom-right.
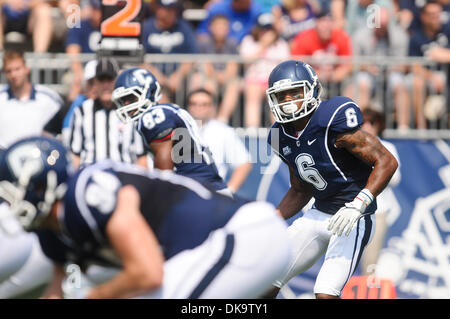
(328, 189), (374, 237)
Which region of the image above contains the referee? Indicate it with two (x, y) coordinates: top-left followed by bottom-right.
(67, 58), (147, 168)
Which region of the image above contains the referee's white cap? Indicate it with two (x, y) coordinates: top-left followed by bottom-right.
(83, 60), (98, 82)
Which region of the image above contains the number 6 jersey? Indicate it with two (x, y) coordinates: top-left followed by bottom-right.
(268, 96), (377, 215)
(136, 103), (227, 191)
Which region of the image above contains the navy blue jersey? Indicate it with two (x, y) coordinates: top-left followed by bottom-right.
(408, 24), (450, 71)
(37, 161), (248, 269)
(268, 96), (377, 215)
(136, 103), (226, 191)
(141, 18), (197, 76)
(142, 18), (198, 55)
(65, 19), (100, 53)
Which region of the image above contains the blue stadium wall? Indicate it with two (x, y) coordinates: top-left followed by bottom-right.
(230, 138), (450, 299)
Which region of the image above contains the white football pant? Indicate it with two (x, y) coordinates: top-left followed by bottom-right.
(0, 204), (53, 298)
(273, 208), (375, 297)
(140, 201), (292, 299)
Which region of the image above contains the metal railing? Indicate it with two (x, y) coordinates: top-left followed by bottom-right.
(0, 53), (448, 139)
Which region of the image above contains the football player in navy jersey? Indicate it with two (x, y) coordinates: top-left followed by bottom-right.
(0, 137), (290, 299)
(112, 68), (230, 195)
(262, 60), (398, 299)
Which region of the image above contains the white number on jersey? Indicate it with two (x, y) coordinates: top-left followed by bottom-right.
(295, 153), (328, 190)
(85, 171), (121, 214)
(142, 108), (166, 130)
(345, 108), (358, 128)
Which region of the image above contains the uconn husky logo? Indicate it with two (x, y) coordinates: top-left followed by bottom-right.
(376, 188), (450, 298)
(133, 69), (152, 86)
(7, 143), (44, 180)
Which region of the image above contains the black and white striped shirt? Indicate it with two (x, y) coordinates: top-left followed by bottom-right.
(67, 98), (145, 165)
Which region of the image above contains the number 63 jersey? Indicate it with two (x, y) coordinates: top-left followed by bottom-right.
(268, 96), (377, 215)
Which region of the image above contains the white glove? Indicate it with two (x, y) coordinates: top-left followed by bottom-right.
(328, 189), (373, 237)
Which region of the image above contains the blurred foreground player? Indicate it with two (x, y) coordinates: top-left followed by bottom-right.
(263, 60), (398, 299)
(0, 137), (291, 299)
(0, 200), (52, 298)
(112, 68), (230, 195)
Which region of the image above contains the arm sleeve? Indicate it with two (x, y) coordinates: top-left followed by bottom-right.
(42, 90), (65, 135)
(65, 170), (122, 239)
(44, 105), (67, 136)
(68, 106), (84, 155)
(63, 96), (86, 129)
(65, 24), (81, 48)
(327, 98), (363, 134)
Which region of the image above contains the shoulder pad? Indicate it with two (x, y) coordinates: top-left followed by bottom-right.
(316, 96), (362, 131)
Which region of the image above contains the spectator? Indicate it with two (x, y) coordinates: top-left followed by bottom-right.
(197, 0), (264, 44)
(142, 0), (197, 102)
(187, 88), (253, 194)
(397, 0), (450, 33)
(189, 14), (241, 124)
(272, 0), (316, 44)
(0, 0), (53, 53)
(345, 7), (410, 130)
(65, 0), (101, 54)
(62, 59), (98, 146)
(240, 13), (290, 127)
(360, 108), (401, 276)
(67, 58), (147, 168)
(397, 0), (425, 32)
(291, 9), (353, 98)
(345, 0), (393, 37)
(408, 1), (450, 129)
(0, 50), (64, 148)
(65, 0), (101, 102)
(58, 0), (80, 19)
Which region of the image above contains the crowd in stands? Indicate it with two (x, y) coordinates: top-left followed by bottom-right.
(1, 0), (450, 131)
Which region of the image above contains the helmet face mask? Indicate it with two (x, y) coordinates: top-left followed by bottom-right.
(0, 137), (72, 231)
(112, 68), (162, 124)
(266, 61), (322, 124)
(112, 85), (151, 123)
